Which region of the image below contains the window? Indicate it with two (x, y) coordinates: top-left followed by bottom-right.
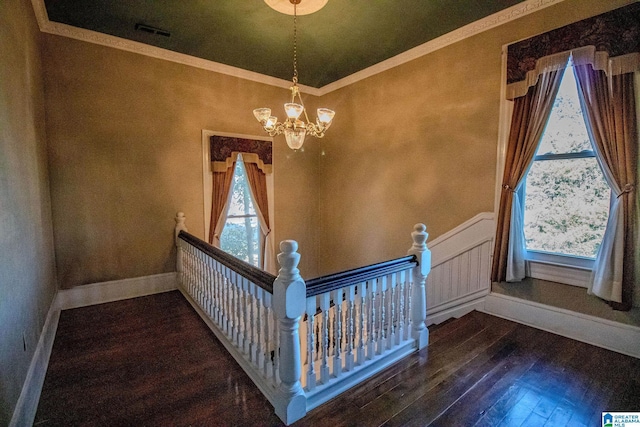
(220, 158), (261, 267)
(520, 61), (611, 266)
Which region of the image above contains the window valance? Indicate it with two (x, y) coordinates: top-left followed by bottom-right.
(211, 136), (272, 174)
(506, 3), (640, 100)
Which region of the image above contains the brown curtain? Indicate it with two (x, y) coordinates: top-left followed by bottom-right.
(491, 67), (566, 282)
(574, 65), (638, 310)
(244, 162), (270, 232)
(209, 163), (236, 246)
(244, 161), (273, 271)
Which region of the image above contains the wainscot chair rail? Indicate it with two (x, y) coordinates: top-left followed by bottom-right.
(174, 212), (431, 425)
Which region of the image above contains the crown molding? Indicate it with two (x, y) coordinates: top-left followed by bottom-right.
(31, 0), (565, 97)
(320, 0), (566, 94)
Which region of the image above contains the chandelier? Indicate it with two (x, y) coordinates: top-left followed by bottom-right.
(253, 0), (335, 150)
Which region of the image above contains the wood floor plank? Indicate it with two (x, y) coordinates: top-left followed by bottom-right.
(35, 292), (640, 427)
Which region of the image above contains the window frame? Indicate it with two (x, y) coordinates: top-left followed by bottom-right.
(201, 130), (275, 258)
(518, 149), (602, 272)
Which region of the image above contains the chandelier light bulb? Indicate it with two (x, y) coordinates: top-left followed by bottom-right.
(265, 116), (278, 131)
(284, 127), (306, 150)
(284, 103), (304, 120)
(253, 108), (271, 123)
(316, 108), (335, 126)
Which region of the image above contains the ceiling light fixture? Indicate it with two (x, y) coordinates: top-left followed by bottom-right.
(253, 0), (335, 150)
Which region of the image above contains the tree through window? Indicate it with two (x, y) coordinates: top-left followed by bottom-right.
(521, 60), (611, 259)
(220, 159), (261, 267)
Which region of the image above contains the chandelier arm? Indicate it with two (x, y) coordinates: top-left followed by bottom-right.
(252, 0), (334, 149)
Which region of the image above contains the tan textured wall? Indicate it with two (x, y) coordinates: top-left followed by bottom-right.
(315, 0), (634, 275)
(42, 36), (321, 286)
(40, 0), (632, 287)
(0, 0), (57, 423)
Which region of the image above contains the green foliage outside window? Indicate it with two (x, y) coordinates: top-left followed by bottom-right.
(220, 160), (260, 267)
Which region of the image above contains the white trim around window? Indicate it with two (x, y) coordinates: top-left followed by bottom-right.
(525, 251), (592, 288)
(201, 130), (274, 243)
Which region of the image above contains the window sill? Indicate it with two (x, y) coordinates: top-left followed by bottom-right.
(526, 259), (591, 288)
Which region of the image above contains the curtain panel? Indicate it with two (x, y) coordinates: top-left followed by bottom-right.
(491, 66), (566, 282)
(209, 164), (236, 246)
(244, 162), (275, 273)
(574, 66), (638, 310)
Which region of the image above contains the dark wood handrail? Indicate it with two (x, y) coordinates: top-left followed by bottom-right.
(179, 230), (418, 299)
(178, 230), (275, 293)
(305, 255), (418, 297)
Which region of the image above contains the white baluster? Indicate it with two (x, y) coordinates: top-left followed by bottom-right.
(345, 285), (355, 371)
(222, 266), (229, 334)
(397, 270), (406, 344)
(256, 286), (264, 366)
(407, 269), (414, 341)
(332, 288), (343, 377)
(213, 260), (221, 325)
(408, 223), (431, 350)
(237, 275), (243, 347)
(207, 258), (213, 317)
(319, 292), (330, 384)
(249, 283), (256, 360)
(305, 296), (317, 390)
(198, 252), (205, 308)
(217, 262), (224, 326)
(241, 278), (249, 354)
(263, 292), (272, 378)
(272, 305), (279, 384)
(366, 278), (376, 360)
(273, 240), (306, 424)
(232, 271), (239, 341)
(388, 273), (397, 349)
(356, 282), (366, 365)
(377, 276), (387, 355)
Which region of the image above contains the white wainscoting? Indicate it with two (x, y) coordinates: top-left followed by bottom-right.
(425, 212), (495, 325)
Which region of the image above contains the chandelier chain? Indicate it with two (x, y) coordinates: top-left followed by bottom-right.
(292, 2), (298, 84)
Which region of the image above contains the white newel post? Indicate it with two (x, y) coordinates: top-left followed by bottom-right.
(407, 223), (431, 350)
(273, 240), (307, 425)
(175, 212), (188, 278)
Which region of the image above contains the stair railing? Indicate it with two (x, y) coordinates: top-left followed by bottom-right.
(174, 213), (430, 425)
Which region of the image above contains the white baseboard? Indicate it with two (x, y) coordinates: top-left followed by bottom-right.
(9, 300), (60, 427)
(11, 272), (179, 425)
(56, 272), (178, 310)
(482, 293), (640, 359)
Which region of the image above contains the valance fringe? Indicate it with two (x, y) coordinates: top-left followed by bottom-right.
(212, 151), (273, 174)
(507, 47), (640, 100)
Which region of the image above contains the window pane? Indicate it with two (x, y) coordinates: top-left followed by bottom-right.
(524, 157), (610, 258)
(537, 66), (592, 155)
(220, 158), (261, 267)
(226, 161), (257, 217)
(220, 216), (260, 266)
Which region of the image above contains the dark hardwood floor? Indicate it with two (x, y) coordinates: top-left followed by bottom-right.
(35, 291), (640, 427)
